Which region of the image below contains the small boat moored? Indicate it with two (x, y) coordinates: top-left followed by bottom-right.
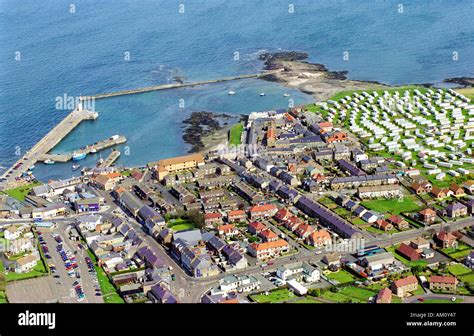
(283, 93), (290, 97)
(260, 92), (266, 96)
(228, 91), (236, 95)
(72, 164), (81, 171)
(72, 152), (87, 161)
(44, 159), (55, 165)
(28, 165), (35, 171)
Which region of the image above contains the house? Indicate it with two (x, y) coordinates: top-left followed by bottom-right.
(119, 191), (144, 217)
(391, 275), (418, 297)
(375, 287), (392, 304)
(397, 243), (420, 261)
(247, 239), (289, 260)
(465, 199), (474, 215)
(258, 229), (279, 242)
(4, 225), (24, 240)
(204, 212), (223, 226)
(74, 197), (100, 213)
(429, 275), (458, 292)
(358, 185), (402, 200)
(446, 202), (467, 218)
(276, 262), (320, 283)
(211, 275), (261, 295)
(306, 229), (332, 247)
(274, 208), (293, 223)
(374, 219), (393, 231)
(418, 208), (437, 224)
(359, 252), (395, 271)
(6, 237), (33, 255)
(92, 174), (116, 191)
(461, 180), (474, 194)
(148, 284), (178, 303)
(322, 252), (341, 266)
(449, 184), (465, 197)
(13, 253), (40, 273)
(411, 183), (426, 195)
(249, 204), (278, 220)
(294, 223), (314, 239)
(435, 230), (458, 248)
(227, 210), (246, 223)
(387, 215), (409, 230)
(409, 237), (430, 250)
(248, 221), (267, 235)
(217, 224), (238, 237)
(361, 211), (378, 223)
(149, 153), (205, 180)
(430, 186), (447, 199)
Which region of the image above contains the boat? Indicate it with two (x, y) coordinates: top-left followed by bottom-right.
(72, 152), (87, 161)
(228, 91), (236, 95)
(28, 165), (35, 171)
(44, 159), (55, 165)
(283, 93), (290, 97)
(72, 164), (81, 171)
(89, 148), (97, 154)
(260, 92), (266, 96)
(97, 155), (104, 166)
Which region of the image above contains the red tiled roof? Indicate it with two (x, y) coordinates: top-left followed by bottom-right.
(430, 275), (457, 285)
(393, 275), (418, 288)
(250, 204), (278, 213)
(204, 212), (222, 220)
(249, 239), (289, 251)
(397, 243), (419, 261)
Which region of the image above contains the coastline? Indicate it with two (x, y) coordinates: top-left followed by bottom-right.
(258, 51), (389, 102)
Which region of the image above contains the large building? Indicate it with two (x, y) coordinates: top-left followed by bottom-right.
(149, 153), (205, 180)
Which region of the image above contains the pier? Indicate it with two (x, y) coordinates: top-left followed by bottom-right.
(0, 70), (280, 190)
(37, 136), (127, 163)
(82, 70), (281, 100)
(97, 149), (121, 168)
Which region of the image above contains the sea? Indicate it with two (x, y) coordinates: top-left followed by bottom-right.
(1, 0), (473, 181)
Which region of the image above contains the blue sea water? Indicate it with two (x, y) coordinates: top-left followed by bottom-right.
(0, 0), (473, 181)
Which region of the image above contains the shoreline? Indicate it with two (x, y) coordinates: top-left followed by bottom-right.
(5, 50), (474, 184)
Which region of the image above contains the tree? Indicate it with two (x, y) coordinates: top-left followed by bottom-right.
(187, 210), (205, 229)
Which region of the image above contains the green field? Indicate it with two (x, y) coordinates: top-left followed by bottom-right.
(326, 269), (357, 284)
(321, 286), (378, 303)
(229, 122), (244, 146)
(250, 288), (296, 303)
(5, 259), (48, 282)
(442, 242), (472, 260)
(361, 196), (423, 215)
(3, 181), (41, 201)
(447, 264), (471, 276)
(168, 218), (196, 232)
(459, 272), (474, 284)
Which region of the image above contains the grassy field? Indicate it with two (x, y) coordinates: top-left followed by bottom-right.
(5, 260), (48, 282)
(361, 196), (423, 215)
(325, 269), (357, 284)
(0, 261), (6, 303)
(447, 264), (472, 276)
(459, 272), (474, 284)
(168, 218), (196, 232)
(250, 288), (296, 303)
(229, 122), (244, 146)
(3, 181), (41, 201)
(86, 248), (124, 303)
(442, 242), (472, 260)
(321, 286), (378, 303)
